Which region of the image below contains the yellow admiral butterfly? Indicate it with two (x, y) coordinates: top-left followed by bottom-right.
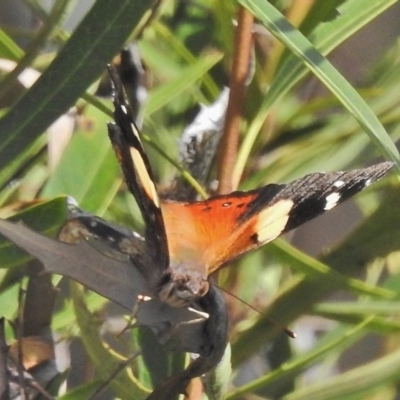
(106, 66), (394, 308)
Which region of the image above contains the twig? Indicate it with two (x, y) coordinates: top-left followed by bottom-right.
(88, 351), (142, 400)
(17, 286), (28, 400)
(217, 6), (254, 194)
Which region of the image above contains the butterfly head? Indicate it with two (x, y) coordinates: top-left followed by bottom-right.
(158, 268), (210, 307)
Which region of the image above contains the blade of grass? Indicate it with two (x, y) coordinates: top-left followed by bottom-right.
(0, 28), (24, 60)
(71, 283), (150, 399)
(153, 22), (220, 98)
(144, 52), (222, 116)
(0, 0), (71, 103)
(234, 0), (399, 185)
(270, 238), (395, 300)
(285, 345), (400, 400)
(41, 105), (120, 215)
(228, 318), (373, 399)
(0, 0), (155, 188)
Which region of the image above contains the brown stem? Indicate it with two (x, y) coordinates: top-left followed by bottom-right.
(185, 377), (203, 400)
(217, 6), (254, 194)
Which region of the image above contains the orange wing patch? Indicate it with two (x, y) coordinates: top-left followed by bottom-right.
(161, 192), (292, 275)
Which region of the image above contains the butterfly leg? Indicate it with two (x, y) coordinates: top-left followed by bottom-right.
(186, 307), (209, 323)
(117, 294), (154, 337)
(160, 307), (210, 343)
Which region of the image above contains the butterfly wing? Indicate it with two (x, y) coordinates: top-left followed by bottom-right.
(162, 162), (393, 274)
(107, 67), (169, 283)
(248, 162), (394, 235)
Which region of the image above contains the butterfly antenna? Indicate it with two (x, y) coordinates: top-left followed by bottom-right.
(215, 284), (296, 339)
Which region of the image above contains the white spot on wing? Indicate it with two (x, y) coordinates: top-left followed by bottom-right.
(120, 105), (128, 114)
(333, 180), (344, 188)
(324, 192), (341, 210)
(256, 200), (294, 245)
(365, 178), (372, 186)
(66, 196), (79, 207)
(130, 123), (141, 141)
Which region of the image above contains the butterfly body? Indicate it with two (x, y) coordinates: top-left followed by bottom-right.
(107, 66), (394, 308)
(158, 195), (259, 305)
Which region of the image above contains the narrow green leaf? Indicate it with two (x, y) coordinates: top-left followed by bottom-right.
(294, 0), (345, 37)
(205, 344), (232, 400)
(0, 0), (154, 187)
(269, 239), (395, 299)
(57, 379), (103, 400)
(0, 197), (68, 269)
(285, 346), (400, 400)
(228, 320), (372, 400)
(0, 0), (70, 102)
(42, 105), (120, 214)
(144, 52), (223, 116)
(316, 301), (400, 316)
(71, 282), (150, 399)
(235, 0), (399, 184)
(0, 28), (24, 60)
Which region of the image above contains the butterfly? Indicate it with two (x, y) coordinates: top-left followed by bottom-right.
(106, 66), (394, 309)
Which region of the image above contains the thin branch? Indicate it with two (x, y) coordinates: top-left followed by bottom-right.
(217, 6), (254, 193)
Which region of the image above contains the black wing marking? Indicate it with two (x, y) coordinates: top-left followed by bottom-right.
(283, 162), (394, 232)
(240, 162), (394, 244)
(107, 66), (169, 281)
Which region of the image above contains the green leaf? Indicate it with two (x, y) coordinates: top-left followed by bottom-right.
(315, 302), (400, 334)
(57, 379), (103, 400)
(144, 52), (223, 116)
(71, 282), (150, 399)
(0, 0), (154, 188)
(284, 346), (400, 400)
(269, 239), (394, 299)
(228, 320), (372, 400)
(294, 0), (345, 37)
(0, 197), (68, 269)
(42, 105), (120, 214)
(235, 0), (399, 184)
(0, 28), (24, 60)
(205, 344), (231, 400)
(135, 327), (187, 392)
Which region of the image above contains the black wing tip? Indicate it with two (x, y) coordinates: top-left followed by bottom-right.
(106, 64), (119, 87)
(359, 161), (395, 183)
(107, 64), (127, 108)
(365, 161), (395, 172)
